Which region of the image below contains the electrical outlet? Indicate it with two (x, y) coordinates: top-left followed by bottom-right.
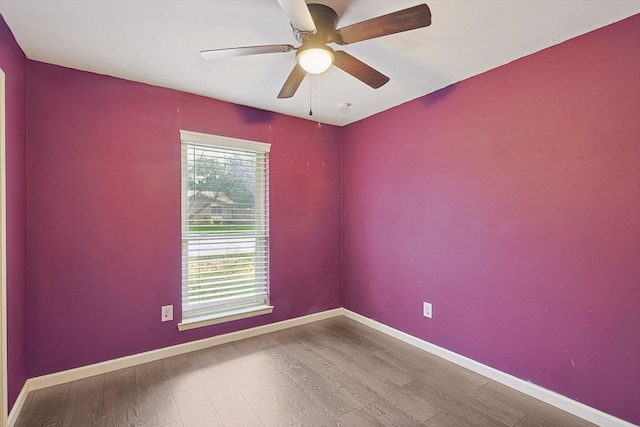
(161, 305), (173, 322)
(423, 302), (433, 319)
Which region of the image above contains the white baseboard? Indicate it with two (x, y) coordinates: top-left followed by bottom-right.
(8, 307), (637, 427)
(341, 309), (638, 427)
(6, 383), (28, 427)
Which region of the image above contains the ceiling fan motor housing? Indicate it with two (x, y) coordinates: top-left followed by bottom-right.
(294, 3), (339, 45)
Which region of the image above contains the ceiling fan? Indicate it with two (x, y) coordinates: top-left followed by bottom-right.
(201, 1), (432, 99)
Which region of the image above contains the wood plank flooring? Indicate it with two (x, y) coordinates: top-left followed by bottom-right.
(14, 316), (596, 427)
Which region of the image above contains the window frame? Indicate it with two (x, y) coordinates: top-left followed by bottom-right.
(178, 130), (272, 331)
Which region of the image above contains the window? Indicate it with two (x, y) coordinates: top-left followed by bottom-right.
(178, 130), (271, 331)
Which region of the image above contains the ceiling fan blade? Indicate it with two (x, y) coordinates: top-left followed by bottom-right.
(277, 63), (307, 98)
(333, 4), (431, 45)
(200, 44), (294, 60)
(276, 0), (317, 33)
(333, 50), (389, 89)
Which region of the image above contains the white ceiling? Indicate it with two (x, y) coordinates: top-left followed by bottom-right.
(1, 0), (639, 126)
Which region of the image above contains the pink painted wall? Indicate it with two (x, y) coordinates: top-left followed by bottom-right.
(26, 61), (342, 377)
(342, 15), (640, 424)
(0, 15), (28, 411)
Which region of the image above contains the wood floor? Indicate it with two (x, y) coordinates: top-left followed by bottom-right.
(15, 316), (596, 427)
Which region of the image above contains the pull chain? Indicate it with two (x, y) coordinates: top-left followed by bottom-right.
(307, 75), (322, 127)
(317, 75), (322, 128)
(309, 78), (313, 116)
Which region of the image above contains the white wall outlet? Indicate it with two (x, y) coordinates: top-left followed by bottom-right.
(161, 305), (173, 322)
(423, 302), (433, 318)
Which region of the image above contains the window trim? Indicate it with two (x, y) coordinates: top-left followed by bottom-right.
(177, 304), (274, 331)
(178, 130), (272, 331)
(180, 130), (271, 154)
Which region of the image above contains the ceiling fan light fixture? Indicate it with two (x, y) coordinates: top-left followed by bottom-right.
(297, 47), (334, 74)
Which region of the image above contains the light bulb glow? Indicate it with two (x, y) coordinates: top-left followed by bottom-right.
(297, 48), (334, 74)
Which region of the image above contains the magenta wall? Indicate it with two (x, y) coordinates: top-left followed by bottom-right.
(26, 61), (342, 377)
(342, 15), (640, 425)
(0, 15), (28, 411)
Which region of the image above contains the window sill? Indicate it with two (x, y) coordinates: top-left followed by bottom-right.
(177, 305), (274, 331)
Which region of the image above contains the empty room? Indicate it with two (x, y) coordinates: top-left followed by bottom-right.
(0, 0), (639, 426)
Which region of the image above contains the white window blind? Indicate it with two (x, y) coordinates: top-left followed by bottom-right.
(180, 130), (270, 324)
